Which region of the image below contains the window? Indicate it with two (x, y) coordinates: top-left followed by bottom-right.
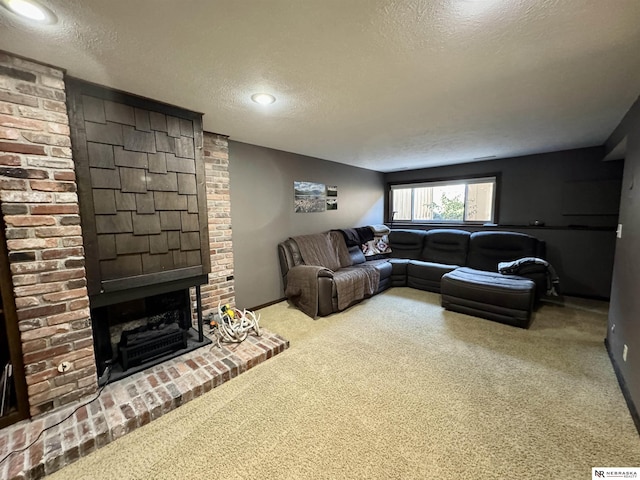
(391, 177), (497, 223)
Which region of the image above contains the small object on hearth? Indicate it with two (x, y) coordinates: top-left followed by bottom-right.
(221, 304), (235, 319)
(210, 302), (261, 348)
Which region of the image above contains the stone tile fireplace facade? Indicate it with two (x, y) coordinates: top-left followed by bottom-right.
(0, 51), (235, 422)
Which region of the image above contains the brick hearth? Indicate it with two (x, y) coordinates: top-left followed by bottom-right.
(0, 329), (289, 480)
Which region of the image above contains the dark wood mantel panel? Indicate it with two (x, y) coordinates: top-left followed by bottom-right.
(67, 79), (210, 299)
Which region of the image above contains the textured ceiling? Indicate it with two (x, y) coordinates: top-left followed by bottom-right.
(1, 0), (640, 172)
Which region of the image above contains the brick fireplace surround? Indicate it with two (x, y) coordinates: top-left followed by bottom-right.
(0, 52), (288, 478)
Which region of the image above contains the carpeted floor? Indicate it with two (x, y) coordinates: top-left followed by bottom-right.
(46, 288), (640, 479)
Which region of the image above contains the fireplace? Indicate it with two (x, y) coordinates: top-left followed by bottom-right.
(0, 52), (235, 420)
(66, 79), (218, 385)
(91, 287), (210, 385)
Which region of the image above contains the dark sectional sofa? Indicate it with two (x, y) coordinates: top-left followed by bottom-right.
(278, 228), (548, 328)
(387, 229), (547, 327)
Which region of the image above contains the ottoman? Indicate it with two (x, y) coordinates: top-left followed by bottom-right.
(441, 267), (536, 328)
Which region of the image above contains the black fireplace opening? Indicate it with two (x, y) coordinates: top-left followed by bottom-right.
(91, 287), (211, 385)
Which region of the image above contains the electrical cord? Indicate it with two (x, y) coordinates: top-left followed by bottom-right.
(0, 364), (112, 466)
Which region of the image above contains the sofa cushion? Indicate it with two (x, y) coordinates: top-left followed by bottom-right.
(368, 259), (392, 279)
(348, 246), (366, 265)
(363, 259), (393, 293)
(388, 258), (409, 287)
(422, 229), (470, 265)
(407, 260), (459, 292)
(467, 231), (539, 272)
(408, 260), (458, 281)
(389, 258), (408, 274)
(388, 230), (427, 260)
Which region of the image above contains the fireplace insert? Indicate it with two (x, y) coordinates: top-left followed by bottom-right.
(91, 286), (210, 385)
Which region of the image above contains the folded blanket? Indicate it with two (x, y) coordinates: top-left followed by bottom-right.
(498, 257), (560, 296)
(370, 224), (390, 235)
(336, 228), (361, 247)
(355, 226), (374, 243)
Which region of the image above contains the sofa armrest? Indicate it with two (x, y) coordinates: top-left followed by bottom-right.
(317, 269), (334, 278)
(284, 265), (335, 317)
(285, 264), (334, 282)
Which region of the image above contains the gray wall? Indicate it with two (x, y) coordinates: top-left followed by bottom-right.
(229, 141), (384, 308)
(607, 95), (640, 425)
(385, 147), (624, 298)
(385, 147), (623, 228)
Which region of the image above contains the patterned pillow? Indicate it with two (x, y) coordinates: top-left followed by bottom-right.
(362, 234), (392, 256)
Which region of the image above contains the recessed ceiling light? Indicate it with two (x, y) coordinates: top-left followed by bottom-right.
(251, 93), (276, 105)
(1, 0), (57, 24)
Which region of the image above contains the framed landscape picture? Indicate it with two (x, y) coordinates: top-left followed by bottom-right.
(294, 182), (338, 212)
(294, 181), (327, 213)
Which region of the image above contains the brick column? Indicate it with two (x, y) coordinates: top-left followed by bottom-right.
(199, 132), (235, 315)
(0, 52), (96, 416)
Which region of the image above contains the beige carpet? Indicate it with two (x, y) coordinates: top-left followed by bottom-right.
(47, 288), (640, 479)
